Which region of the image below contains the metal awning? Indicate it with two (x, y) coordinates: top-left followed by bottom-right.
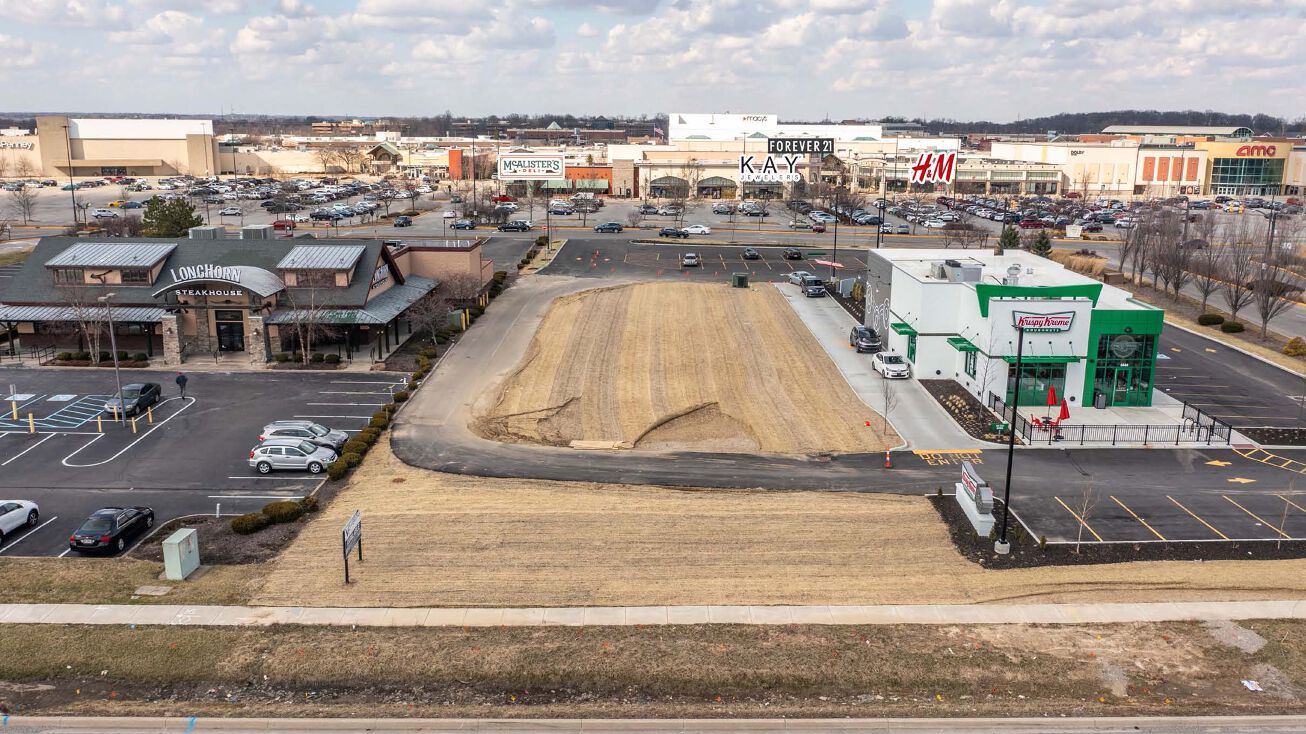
(946, 336), (978, 352)
(265, 276), (436, 326)
(572, 179), (608, 190)
(0, 305), (168, 323)
(1002, 355), (1080, 364)
(698, 176), (736, 187)
(890, 322), (917, 336)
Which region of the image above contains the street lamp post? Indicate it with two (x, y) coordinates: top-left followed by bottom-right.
(98, 293), (126, 425)
(62, 124), (78, 227)
(996, 325), (1026, 555)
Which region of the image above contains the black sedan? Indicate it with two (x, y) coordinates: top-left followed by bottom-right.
(658, 227), (689, 239)
(498, 221), (531, 232)
(69, 506), (155, 555)
(393, 215), (413, 227)
(782, 248), (803, 260)
(742, 248), (761, 260)
(104, 382), (161, 418)
(593, 222), (624, 233)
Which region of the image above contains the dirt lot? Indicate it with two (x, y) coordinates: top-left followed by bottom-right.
(251, 442), (1306, 608)
(1, 619), (1303, 718)
(473, 282), (899, 454)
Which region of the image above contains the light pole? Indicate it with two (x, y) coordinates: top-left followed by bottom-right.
(996, 325), (1026, 555)
(62, 124), (78, 227)
(98, 292), (126, 424)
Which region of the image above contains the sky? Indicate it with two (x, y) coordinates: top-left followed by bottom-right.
(1, 0), (1304, 121)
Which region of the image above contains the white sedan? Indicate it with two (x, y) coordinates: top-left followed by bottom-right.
(0, 500), (40, 543)
(681, 224), (712, 235)
(218, 207), (243, 216)
(442, 210), (457, 219)
(871, 352), (911, 379)
(922, 218), (947, 228)
(787, 270), (814, 285)
(91, 208), (119, 219)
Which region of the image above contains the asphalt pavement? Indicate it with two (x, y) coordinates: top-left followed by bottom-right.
(0, 368), (408, 556)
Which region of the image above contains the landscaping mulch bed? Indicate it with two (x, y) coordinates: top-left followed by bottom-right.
(268, 361), (345, 370)
(930, 494), (1306, 568)
(45, 360), (151, 368)
(919, 379), (1011, 444)
(383, 334), (453, 372)
(1240, 426), (1306, 446)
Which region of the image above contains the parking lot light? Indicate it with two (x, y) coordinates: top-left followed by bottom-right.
(97, 292), (125, 424)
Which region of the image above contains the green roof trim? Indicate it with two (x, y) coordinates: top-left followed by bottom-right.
(890, 322), (917, 336)
(946, 336), (979, 352)
(974, 282), (1103, 317)
(1002, 355), (1080, 364)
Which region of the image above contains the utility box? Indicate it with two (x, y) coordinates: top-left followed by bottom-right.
(731, 272), (749, 288)
(162, 528), (200, 581)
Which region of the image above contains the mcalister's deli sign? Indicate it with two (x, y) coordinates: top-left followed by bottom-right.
(1012, 311), (1074, 332)
(497, 155), (565, 181)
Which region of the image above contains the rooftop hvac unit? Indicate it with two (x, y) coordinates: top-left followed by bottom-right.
(187, 226), (224, 240)
(930, 262), (947, 279)
(1003, 263), (1022, 286)
(958, 264), (982, 283)
(240, 224), (273, 240)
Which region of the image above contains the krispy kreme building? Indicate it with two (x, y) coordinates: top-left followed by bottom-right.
(864, 249), (1163, 410)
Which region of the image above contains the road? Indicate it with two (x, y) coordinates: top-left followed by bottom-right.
(1158, 325), (1306, 429)
(5, 716), (1306, 733)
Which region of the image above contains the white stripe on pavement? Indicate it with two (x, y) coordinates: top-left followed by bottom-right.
(294, 414), (373, 419)
(1, 433), (56, 466)
(0, 515), (59, 555)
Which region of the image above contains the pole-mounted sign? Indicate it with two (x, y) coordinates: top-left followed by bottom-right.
(342, 510), (362, 584)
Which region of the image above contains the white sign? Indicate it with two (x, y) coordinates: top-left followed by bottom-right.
(0, 141), (33, 150)
(738, 154), (802, 183)
(174, 289), (243, 297)
(170, 264), (241, 284)
(1012, 311), (1075, 332)
(908, 151), (958, 185)
(497, 155), (565, 181)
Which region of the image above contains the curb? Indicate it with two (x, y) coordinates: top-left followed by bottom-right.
(1163, 319), (1305, 378)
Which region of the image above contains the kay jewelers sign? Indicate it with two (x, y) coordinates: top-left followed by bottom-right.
(1012, 311), (1075, 332)
(497, 155), (565, 181)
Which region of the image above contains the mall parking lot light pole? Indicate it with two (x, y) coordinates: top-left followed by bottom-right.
(996, 325), (1026, 555)
(98, 292), (125, 425)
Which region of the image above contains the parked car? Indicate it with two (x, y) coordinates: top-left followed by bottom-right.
(259, 420), (349, 452)
(787, 219), (812, 229)
(811, 223), (827, 233)
(638, 204), (659, 215)
(593, 222), (624, 233)
(497, 220), (531, 232)
(895, 224), (910, 234)
(681, 252), (701, 267)
(121, 201), (143, 209)
(0, 500), (39, 545)
(393, 215), (413, 227)
(68, 506), (154, 555)
(218, 206), (242, 216)
(91, 208), (119, 219)
(1115, 218), (1136, 229)
(742, 248), (760, 260)
(248, 438), (337, 475)
(451, 219), (476, 230)
(1018, 219), (1045, 229)
(681, 224), (712, 235)
(657, 206), (683, 216)
(1080, 222), (1103, 232)
(658, 227), (689, 239)
(103, 382), (161, 418)
(922, 218), (947, 228)
(871, 352), (910, 379)
(787, 270), (814, 285)
(880, 223), (895, 234)
(272, 219), (296, 231)
(800, 275), (826, 298)
(782, 248), (803, 260)
(547, 206), (574, 216)
(849, 326), (882, 353)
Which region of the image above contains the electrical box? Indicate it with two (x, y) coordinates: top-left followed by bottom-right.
(162, 528), (200, 581)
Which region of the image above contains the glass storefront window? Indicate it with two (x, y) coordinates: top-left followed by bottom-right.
(1006, 363), (1066, 407)
(1092, 333), (1156, 406)
(964, 350), (977, 378)
(1209, 157), (1284, 195)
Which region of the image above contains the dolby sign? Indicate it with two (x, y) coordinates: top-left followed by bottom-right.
(738, 154), (802, 183)
(767, 137), (833, 156)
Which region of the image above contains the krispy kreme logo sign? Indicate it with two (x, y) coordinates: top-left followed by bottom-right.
(1012, 311), (1074, 332)
(1235, 144), (1277, 157)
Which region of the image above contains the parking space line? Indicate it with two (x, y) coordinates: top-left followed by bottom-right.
(1276, 494), (1306, 515)
(0, 515), (59, 555)
(0, 433), (56, 466)
(1109, 495), (1166, 540)
(1053, 496), (1103, 542)
(209, 494), (306, 498)
(331, 380), (403, 385)
(62, 396), (195, 468)
(1223, 495), (1291, 539)
(294, 414), (372, 419)
(1166, 495), (1229, 540)
(57, 549), (71, 558)
(306, 402), (385, 406)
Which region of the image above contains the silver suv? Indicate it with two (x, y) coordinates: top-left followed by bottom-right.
(260, 420), (348, 452)
(249, 438), (338, 475)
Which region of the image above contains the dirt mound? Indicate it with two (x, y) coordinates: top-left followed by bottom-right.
(473, 282), (898, 455)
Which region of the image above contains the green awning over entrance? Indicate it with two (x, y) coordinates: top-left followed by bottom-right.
(946, 336), (978, 352)
(1001, 355), (1080, 364)
(890, 322), (917, 336)
(974, 282), (1103, 317)
(572, 179), (608, 190)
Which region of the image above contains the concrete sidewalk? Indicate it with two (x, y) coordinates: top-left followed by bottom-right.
(3, 599), (1305, 628)
(776, 282), (985, 451)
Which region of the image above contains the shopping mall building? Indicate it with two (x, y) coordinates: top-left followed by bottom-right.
(0, 229), (495, 365)
(865, 250), (1163, 410)
(0, 116), (219, 178)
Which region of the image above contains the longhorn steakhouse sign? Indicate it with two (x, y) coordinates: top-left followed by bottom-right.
(1011, 311), (1075, 333)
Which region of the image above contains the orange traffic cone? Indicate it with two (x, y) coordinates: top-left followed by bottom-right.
(884, 450), (892, 469)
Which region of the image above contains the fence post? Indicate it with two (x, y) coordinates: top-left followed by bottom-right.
(1112, 424), (1117, 446)
(1143, 425), (1149, 445)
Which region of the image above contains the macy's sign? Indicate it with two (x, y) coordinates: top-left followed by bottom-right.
(1012, 311), (1074, 332)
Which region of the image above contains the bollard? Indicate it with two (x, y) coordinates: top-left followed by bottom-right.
(27, 413), (34, 433)
(96, 415), (103, 433)
(130, 416), (137, 434)
(884, 449), (892, 469)
(9, 400), (15, 420)
(147, 406), (154, 424)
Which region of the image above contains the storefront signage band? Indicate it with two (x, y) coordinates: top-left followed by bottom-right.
(497, 156), (565, 181)
(739, 155), (801, 183)
(170, 264), (241, 284)
(1012, 311), (1074, 332)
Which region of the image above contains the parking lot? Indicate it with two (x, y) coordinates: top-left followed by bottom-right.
(1156, 326), (1306, 429)
(540, 238), (871, 282)
(0, 368), (408, 557)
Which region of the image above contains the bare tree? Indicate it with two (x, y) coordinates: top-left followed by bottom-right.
(1251, 251), (1304, 338)
(753, 198), (771, 230)
(336, 146), (364, 174)
(1221, 235), (1257, 325)
(1074, 485), (1100, 555)
(880, 372), (898, 434)
(13, 158), (34, 178)
(0, 153), (10, 179)
(56, 285), (110, 363)
(100, 215), (145, 237)
(440, 271), (485, 307)
(625, 209), (643, 227)
(1190, 244), (1225, 312)
(5, 186), (36, 225)
(314, 147), (340, 174)
(405, 292), (449, 348)
(941, 212), (990, 250)
(279, 285), (332, 364)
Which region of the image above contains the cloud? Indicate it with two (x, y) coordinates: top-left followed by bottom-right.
(576, 21), (598, 37)
(0, 34), (39, 69)
(0, 0), (126, 28)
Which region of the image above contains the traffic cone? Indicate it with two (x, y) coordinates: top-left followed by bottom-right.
(884, 450), (892, 469)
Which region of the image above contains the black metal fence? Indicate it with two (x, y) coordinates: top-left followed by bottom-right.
(987, 393), (1232, 446)
(0, 345), (55, 367)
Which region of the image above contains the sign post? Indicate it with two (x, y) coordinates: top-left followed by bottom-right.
(342, 510), (362, 584)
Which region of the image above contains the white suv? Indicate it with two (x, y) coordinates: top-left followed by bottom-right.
(91, 208), (119, 219)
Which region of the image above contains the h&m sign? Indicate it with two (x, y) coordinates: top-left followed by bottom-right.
(171, 264), (240, 283)
(1012, 311), (1074, 332)
(908, 151), (957, 185)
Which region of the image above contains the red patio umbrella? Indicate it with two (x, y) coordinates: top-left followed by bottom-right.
(1058, 398), (1071, 423)
(1046, 384), (1058, 421)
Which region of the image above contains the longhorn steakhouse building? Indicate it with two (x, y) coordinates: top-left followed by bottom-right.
(865, 249), (1163, 410)
(0, 230), (495, 364)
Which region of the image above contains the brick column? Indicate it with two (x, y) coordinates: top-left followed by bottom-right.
(161, 314), (182, 366)
(246, 315), (267, 365)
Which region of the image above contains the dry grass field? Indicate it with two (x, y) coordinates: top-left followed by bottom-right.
(252, 442), (1306, 608)
(473, 282), (899, 454)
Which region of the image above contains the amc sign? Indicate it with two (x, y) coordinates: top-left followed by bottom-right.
(497, 155), (565, 181)
(1235, 144), (1278, 157)
(1012, 311), (1074, 332)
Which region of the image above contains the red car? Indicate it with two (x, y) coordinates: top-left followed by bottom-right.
(273, 219), (296, 231)
(1080, 222), (1103, 232)
(491, 194), (515, 203)
(1018, 219), (1044, 229)
(811, 223), (826, 233)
